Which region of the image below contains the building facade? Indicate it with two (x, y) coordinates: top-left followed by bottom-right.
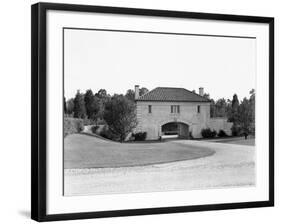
(135, 86), (232, 140)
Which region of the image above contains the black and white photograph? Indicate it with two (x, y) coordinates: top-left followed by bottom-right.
(30, 2), (274, 221)
(63, 28), (256, 196)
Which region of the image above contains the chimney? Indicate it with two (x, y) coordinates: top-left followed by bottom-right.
(199, 87), (204, 96)
(135, 85), (140, 100)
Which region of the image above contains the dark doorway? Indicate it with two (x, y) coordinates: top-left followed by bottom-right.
(161, 122), (189, 139)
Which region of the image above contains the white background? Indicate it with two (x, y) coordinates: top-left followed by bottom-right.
(0, 0), (279, 223)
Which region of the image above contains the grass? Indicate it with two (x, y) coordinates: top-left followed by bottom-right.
(64, 134), (215, 169)
(216, 138), (255, 146)
(204, 137), (255, 146)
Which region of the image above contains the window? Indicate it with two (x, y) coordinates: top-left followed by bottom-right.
(197, 105), (201, 113)
(148, 105), (152, 113)
(171, 105), (180, 113)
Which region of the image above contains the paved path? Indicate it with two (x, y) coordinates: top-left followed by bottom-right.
(64, 140), (255, 196)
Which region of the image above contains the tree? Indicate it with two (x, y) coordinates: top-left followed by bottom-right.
(139, 87), (149, 96)
(66, 98), (74, 115)
(84, 89), (100, 122)
(103, 95), (137, 141)
(73, 90), (86, 118)
(214, 98), (228, 117)
(95, 89), (109, 99)
(125, 89), (135, 101)
(95, 89), (110, 118)
(202, 93), (210, 99)
(228, 94), (240, 136)
(125, 87), (149, 102)
(63, 97), (67, 114)
(228, 94), (240, 123)
(238, 97), (252, 138)
(249, 89), (255, 135)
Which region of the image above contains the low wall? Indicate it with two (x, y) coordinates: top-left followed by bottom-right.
(207, 118), (233, 136)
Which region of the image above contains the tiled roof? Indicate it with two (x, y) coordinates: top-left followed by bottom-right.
(137, 87), (210, 102)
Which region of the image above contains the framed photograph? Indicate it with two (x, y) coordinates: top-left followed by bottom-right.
(31, 2), (274, 222)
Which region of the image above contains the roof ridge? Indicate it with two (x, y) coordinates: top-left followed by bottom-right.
(157, 87), (208, 100)
(156, 86), (185, 89)
(183, 88), (209, 100)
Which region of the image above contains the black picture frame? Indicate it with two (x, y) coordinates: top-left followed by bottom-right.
(31, 2), (274, 222)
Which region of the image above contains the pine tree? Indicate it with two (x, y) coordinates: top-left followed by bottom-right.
(238, 97), (251, 136)
(73, 90), (86, 118)
(229, 94), (240, 123)
(228, 94), (240, 136)
(84, 89), (100, 122)
(66, 98), (74, 115)
(249, 89), (255, 135)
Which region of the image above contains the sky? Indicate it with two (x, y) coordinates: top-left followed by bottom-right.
(64, 29), (256, 101)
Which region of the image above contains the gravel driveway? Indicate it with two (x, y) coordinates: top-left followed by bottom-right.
(64, 140), (255, 196)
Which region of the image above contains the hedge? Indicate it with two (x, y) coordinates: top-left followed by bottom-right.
(201, 128), (217, 138)
(218, 129), (228, 137)
(132, 132), (147, 141)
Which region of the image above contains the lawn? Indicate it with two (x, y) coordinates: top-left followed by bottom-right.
(64, 134), (215, 169)
(205, 137), (255, 146)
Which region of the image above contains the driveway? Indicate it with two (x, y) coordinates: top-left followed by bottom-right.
(64, 140), (255, 196)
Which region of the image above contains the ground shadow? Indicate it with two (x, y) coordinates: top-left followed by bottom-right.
(18, 210), (30, 218)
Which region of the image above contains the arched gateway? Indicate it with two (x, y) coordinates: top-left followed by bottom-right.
(161, 122), (190, 139)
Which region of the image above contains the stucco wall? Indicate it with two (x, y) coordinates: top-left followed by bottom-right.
(136, 101), (211, 139)
(208, 118), (233, 136)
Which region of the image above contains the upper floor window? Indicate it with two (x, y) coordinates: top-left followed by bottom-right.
(197, 105), (201, 113)
(171, 105), (180, 113)
(148, 105), (152, 113)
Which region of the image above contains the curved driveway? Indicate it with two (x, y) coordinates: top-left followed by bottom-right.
(64, 140), (255, 196)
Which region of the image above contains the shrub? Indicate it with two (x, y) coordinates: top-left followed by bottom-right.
(231, 125), (241, 136)
(189, 132), (194, 139)
(211, 130), (217, 138)
(218, 129), (228, 137)
(83, 119), (95, 126)
(133, 132), (147, 141)
(64, 118), (84, 137)
(99, 127), (119, 141)
(91, 125), (99, 134)
(201, 128), (217, 138)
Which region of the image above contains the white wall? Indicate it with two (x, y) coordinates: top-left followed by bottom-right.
(0, 0), (280, 224)
(208, 118), (233, 136)
(137, 101), (210, 139)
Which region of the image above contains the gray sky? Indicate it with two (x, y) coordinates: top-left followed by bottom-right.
(64, 29), (256, 101)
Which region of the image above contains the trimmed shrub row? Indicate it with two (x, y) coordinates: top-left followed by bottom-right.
(218, 130), (227, 137)
(201, 128), (217, 138)
(201, 128), (229, 138)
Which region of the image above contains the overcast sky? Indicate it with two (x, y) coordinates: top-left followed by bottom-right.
(64, 29), (256, 101)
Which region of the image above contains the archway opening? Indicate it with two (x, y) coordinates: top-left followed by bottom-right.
(161, 122), (189, 139)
